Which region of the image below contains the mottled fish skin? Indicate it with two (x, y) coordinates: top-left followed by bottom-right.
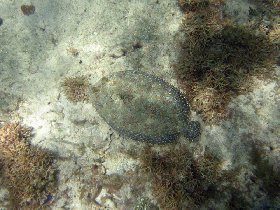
(90, 70), (200, 144)
(126, 70), (191, 122)
(108, 123), (180, 144)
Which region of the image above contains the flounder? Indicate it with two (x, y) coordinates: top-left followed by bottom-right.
(89, 70), (200, 144)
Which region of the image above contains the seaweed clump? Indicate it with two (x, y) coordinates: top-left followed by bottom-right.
(62, 76), (89, 103)
(0, 123), (57, 208)
(175, 0), (277, 122)
(178, 0), (211, 12)
(140, 145), (226, 209)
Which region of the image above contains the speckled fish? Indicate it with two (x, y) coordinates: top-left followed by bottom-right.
(89, 70), (200, 144)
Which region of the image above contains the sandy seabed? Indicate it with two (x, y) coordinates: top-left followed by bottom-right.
(0, 0), (279, 209)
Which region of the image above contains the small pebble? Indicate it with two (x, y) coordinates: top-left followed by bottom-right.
(0, 18), (3, 26)
(21, 4), (35, 16)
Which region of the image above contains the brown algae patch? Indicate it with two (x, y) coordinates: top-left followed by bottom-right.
(175, 0), (278, 123)
(0, 123), (57, 208)
(62, 76), (89, 103)
(139, 145), (240, 209)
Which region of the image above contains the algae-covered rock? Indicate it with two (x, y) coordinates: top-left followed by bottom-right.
(89, 70), (200, 144)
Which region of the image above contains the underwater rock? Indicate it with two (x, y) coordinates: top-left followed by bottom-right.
(89, 70), (200, 144)
(21, 5), (35, 16)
